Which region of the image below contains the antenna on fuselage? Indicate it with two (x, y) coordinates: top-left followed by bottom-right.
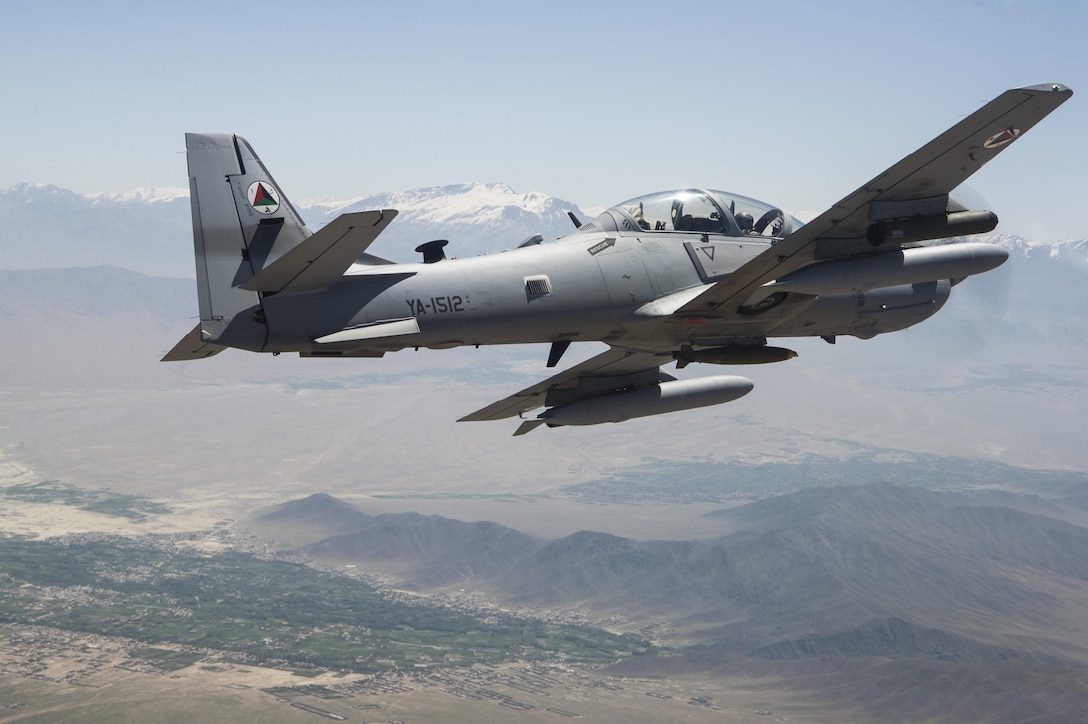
(414, 239), (449, 263)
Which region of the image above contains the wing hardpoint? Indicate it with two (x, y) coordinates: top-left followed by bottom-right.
(459, 347), (673, 431)
(674, 83), (1073, 319)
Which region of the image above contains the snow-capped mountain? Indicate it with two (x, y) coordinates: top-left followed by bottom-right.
(300, 182), (586, 260)
(303, 182), (578, 226)
(991, 233), (1088, 263)
(0, 182), (588, 275)
(86, 187), (190, 205)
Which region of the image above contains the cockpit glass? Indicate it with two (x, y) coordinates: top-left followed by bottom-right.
(605, 189), (800, 239)
(615, 190), (737, 235)
(710, 190), (799, 239)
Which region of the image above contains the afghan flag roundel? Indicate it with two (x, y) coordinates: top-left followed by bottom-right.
(247, 181), (280, 214)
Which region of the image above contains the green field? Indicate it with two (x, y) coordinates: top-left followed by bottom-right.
(0, 535), (650, 673)
(0, 480), (171, 519)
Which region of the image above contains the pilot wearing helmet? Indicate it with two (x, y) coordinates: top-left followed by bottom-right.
(735, 211), (757, 235)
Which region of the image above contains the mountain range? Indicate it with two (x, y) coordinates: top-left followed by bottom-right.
(267, 485), (1088, 661)
(302, 182), (587, 260)
(3, 181), (1083, 278)
(0, 182), (588, 276)
(255, 484), (1088, 719)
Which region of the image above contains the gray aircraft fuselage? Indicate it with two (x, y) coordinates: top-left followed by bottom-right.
(243, 218), (950, 356)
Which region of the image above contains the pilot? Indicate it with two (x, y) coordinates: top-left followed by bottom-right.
(735, 211), (756, 235)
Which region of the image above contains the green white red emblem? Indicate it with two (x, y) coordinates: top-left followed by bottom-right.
(983, 128), (1020, 149)
(247, 181), (280, 214)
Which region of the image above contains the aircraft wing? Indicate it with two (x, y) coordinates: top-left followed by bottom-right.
(674, 83), (1072, 319)
(459, 346), (674, 428)
(461, 85), (1072, 432)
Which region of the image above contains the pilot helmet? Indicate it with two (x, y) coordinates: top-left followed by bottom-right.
(735, 211), (754, 232)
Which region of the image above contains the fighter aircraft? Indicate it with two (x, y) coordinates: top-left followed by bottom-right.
(165, 83), (1071, 434)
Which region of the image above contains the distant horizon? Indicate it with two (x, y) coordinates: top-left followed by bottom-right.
(3, 179), (1084, 245)
(2, 1), (1084, 242)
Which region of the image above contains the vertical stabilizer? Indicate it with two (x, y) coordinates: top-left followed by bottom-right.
(185, 133), (311, 350)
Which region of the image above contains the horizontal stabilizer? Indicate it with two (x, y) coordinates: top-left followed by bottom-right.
(240, 210), (398, 293)
(514, 420), (547, 436)
(161, 323), (226, 361)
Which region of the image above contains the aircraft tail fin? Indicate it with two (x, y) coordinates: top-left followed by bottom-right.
(183, 132), (318, 351)
(173, 133), (401, 357)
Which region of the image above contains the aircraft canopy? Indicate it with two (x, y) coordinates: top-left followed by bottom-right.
(600, 189), (802, 239)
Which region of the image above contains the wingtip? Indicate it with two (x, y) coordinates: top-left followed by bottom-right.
(1018, 82), (1073, 95)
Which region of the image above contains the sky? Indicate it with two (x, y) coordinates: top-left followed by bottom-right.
(2, 0), (1084, 241)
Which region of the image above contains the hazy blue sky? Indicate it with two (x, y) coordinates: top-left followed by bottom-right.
(2, 0), (1083, 240)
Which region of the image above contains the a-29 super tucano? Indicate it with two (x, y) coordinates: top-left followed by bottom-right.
(166, 83), (1071, 434)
